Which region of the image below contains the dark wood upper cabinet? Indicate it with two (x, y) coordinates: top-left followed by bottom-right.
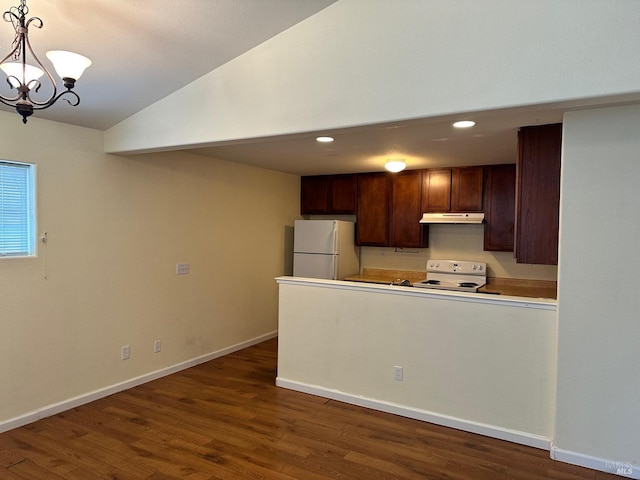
(300, 174), (357, 215)
(328, 174), (357, 214)
(483, 164), (516, 252)
(422, 169), (451, 212)
(356, 171), (427, 248)
(390, 170), (427, 248)
(300, 175), (329, 214)
(422, 167), (483, 213)
(451, 167), (484, 212)
(515, 123), (562, 265)
(356, 173), (390, 246)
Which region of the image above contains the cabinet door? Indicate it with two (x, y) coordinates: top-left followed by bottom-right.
(483, 164), (515, 251)
(422, 169), (451, 212)
(356, 173), (390, 246)
(300, 176), (328, 214)
(328, 174), (357, 214)
(390, 170), (428, 248)
(451, 167), (483, 212)
(516, 123), (561, 265)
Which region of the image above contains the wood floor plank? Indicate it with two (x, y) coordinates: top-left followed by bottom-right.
(0, 338), (622, 479)
(0, 449), (25, 468)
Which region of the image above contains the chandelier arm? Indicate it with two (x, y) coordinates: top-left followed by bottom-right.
(0, 89), (23, 105)
(30, 88), (80, 111)
(0, 76), (23, 101)
(24, 15), (41, 29)
(0, 32), (22, 65)
(2, 10), (19, 24)
(2, 6), (23, 63)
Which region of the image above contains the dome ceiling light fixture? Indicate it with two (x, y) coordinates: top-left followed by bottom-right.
(315, 136), (334, 143)
(385, 159), (406, 173)
(453, 120), (476, 128)
(0, 0), (91, 124)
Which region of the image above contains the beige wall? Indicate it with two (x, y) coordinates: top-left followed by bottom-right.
(0, 112), (299, 425)
(553, 104), (640, 470)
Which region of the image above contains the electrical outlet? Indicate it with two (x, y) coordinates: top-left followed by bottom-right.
(121, 345), (130, 361)
(393, 365), (403, 381)
(176, 263), (190, 275)
(154, 340), (161, 353)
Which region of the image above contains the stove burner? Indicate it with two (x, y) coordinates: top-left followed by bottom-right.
(424, 280), (441, 285)
(458, 282), (478, 288)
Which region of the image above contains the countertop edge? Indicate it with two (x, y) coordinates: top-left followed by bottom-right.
(276, 277), (557, 310)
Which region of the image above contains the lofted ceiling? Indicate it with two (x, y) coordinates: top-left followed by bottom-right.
(0, 1), (637, 176)
(0, 0), (339, 129)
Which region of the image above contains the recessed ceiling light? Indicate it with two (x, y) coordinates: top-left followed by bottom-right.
(316, 136), (334, 143)
(453, 120), (476, 128)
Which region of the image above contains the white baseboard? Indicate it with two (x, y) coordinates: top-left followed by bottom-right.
(0, 331), (278, 434)
(551, 446), (639, 479)
(276, 377), (551, 450)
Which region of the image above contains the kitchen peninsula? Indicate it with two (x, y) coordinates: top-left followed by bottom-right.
(276, 276), (557, 449)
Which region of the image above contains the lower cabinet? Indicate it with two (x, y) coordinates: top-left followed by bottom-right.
(483, 164), (516, 251)
(356, 171), (427, 248)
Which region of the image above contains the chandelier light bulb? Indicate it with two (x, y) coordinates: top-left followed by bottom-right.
(0, 62), (44, 87)
(46, 51), (92, 83)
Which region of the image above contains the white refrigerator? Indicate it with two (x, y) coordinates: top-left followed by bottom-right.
(293, 220), (360, 280)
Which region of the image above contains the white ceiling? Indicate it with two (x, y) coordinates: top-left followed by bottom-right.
(1, 1), (638, 176)
(189, 106), (567, 175)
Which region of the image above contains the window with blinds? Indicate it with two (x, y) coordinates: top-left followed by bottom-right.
(0, 160), (36, 257)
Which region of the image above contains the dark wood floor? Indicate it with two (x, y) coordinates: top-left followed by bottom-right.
(0, 338), (619, 479)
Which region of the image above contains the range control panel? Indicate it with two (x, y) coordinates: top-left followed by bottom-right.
(426, 260), (486, 275)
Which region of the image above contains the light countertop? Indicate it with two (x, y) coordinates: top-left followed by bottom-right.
(344, 268), (557, 300)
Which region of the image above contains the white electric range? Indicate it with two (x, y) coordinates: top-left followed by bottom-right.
(413, 260), (486, 293)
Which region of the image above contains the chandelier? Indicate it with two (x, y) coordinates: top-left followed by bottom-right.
(0, 0), (91, 123)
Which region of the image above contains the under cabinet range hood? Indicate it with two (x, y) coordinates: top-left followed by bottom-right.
(419, 213), (485, 224)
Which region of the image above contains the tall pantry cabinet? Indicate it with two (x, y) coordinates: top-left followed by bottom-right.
(515, 123), (562, 265)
